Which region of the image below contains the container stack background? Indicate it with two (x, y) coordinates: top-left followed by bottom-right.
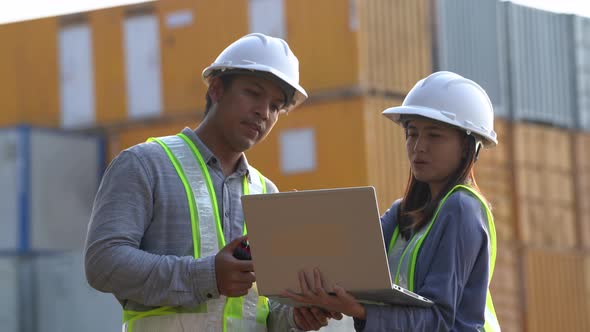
(1, 0), (589, 331)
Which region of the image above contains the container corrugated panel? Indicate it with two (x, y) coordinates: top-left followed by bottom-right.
(0, 130), (19, 251)
(0, 23), (21, 126)
(90, 6), (128, 126)
(476, 119), (515, 242)
(35, 252), (121, 332)
(286, 0), (359, 92)
(19, 18), (61, 128)
(436, 0), (509, 118)
(0, 18), (60, 127)
(524, 249), (590, 331)
(157, 0), (249, 115)
(490, 243), (523, 332)
(0, 127), (104, 252)
(363, 96), (409, 213)
(513, 123), (576, 248)
(0, 256), (35, 332)
(106, 115), (202, 160)
(575, 132), (590, 248)
(248, 97), (369, 190)
(0, 257), (19, 332)
(505, 2), (576, 128)
(574, 15), (590, 131)
(358, 0), (433, 94)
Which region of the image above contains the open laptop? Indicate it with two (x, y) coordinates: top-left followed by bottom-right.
(241, 186), (433, 308)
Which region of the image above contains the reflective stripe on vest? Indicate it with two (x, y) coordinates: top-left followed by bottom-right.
(387, 185), (500, 332)
(122, 134), (270, 332)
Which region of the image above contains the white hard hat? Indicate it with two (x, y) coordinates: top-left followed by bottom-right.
(202, 33), (307, 112)
(382, 71), (498, 147)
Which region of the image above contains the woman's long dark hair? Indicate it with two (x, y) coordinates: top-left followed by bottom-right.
(398, 131), (486, 240)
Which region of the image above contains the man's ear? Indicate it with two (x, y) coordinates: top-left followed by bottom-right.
(208, 76), (224, 103)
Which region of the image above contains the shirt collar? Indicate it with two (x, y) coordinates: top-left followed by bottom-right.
(181, 127), (253, 181)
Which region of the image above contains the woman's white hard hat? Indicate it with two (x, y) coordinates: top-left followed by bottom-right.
(382, 71), (498, 147)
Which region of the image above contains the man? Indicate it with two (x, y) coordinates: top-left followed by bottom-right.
(85, 33), (338, 331)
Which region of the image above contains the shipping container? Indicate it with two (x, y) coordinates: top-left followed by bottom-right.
(58, 16), (96, 128)
(512, 123), (576, 248)
(285, 0), (360, 93)
(0, 256), (24, 332)
(157, 0), (250, 117)
(0, 18), (60, 128)
(573, 15), (590, 131)
(504, 2), (576, 128)
(490, 243), (523, 332)
(524, 248), (590, 331)
(35, 252), (122, 332)
(0, 127), (104, 252)
(105, 114), (202, 160)
(248, 96), (409, 213)
(286, 0), (432, 95)
(436, 0), (510, 118)
(574, 132), (590, 248)
(0, 253), (121, 332)
(90, 6), (128, 126)
(358, 0), (433, 95)
(476, 119), (516, 242)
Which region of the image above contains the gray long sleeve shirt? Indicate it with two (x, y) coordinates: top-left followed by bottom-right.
(84, 127), (297, 330)
(355, 191), (491, 331)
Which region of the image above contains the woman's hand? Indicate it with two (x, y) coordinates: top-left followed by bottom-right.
(283, 268), (367, 319)
(292, 306), (342, 331)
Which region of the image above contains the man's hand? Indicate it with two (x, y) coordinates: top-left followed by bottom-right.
(293, 306), (342, 331)
(215, 236), (256, 297)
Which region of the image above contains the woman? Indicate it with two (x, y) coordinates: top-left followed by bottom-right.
(284, 71), (501, 331)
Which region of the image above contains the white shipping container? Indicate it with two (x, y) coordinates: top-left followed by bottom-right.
(0, 126), (104, 252)
(36, 252), (121, 332)
(0, 257), (20, 332)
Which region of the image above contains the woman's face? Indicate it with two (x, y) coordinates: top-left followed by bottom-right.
(405, 118), (466, 196)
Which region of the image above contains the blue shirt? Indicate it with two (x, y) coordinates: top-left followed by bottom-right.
(355, 190), (491, 331)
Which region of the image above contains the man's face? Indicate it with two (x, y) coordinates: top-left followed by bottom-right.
(207, 75), (286, 153)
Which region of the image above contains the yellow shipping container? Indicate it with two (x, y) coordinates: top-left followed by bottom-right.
(90, 6), (128, 125)
(157, 0), (249, 116)
(490, 242), (523, 332)
(106, 114), (202, 160)
(524, 248), (590, 331)
(248, 96), (409, 213)
(575, 132), (590, 249)
(0, 18), (60, 127)
(512, 123), (577, 249)
(287, 0), (432, 94)
(476, 119), (516, 242)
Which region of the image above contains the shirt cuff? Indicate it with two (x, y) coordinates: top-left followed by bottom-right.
(190, 255), (219, 303)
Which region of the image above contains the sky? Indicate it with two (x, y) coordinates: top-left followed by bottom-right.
(0, 0), (589, 25)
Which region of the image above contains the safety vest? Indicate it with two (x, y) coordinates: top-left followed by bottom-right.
(387, 185), (501, 332)
(122, 133), (270, 332)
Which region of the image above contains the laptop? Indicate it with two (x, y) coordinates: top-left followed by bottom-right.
(240, 186), (434, 308)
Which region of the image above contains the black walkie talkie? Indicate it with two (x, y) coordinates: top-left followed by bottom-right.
(233, 239), (252, 260)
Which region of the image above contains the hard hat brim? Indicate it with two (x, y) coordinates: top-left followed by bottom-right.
(202, 64), (307, 112)
(382, 105), (498, 147)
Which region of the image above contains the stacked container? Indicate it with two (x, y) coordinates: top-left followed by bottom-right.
(1, 0), (590, 331)
(0, 127), (120, 332)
